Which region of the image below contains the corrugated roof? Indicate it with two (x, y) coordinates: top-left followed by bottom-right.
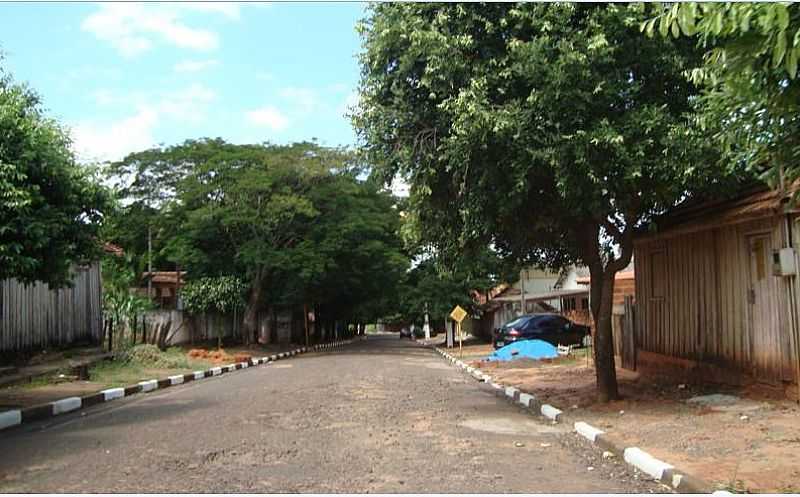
(102, 242), (124, 256)
(636, 183), (800, 242)
(491, 287), (589, 303)
(141, 271), (186, 285)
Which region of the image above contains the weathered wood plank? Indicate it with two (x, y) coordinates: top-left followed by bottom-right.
(0, 263), (102, 352)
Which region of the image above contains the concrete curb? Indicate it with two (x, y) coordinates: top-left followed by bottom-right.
(0, 338), (355, 434)
(432, 346), (715, 493)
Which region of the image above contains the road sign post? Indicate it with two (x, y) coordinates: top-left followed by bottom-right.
(449, 305), (467, 358)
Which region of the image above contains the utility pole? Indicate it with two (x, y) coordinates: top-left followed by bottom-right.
(147, 225), (153, 300)
(304, 302), (310, 347)
(519, 267), (526, 315)
(423, 302), (430, 340)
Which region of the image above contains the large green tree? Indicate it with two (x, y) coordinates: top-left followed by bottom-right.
(647, 3), (800, 189)
(106, 139), (409, 344)
(0, 63), (108, 286)
(355, 3), (739, 401)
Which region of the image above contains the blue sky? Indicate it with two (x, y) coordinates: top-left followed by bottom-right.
(0, 2), (367, 162)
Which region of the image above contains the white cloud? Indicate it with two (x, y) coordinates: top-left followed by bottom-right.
(246, 106), (289, 131)
(174, 59), (219, 73)
(72, 107), (159, 163)
(279, 87), (317, 113)
(160, 84), (217, 123)
(82, 4), (234, 57)
(181, 3), (241, 20)
(72, 83), (218, 161)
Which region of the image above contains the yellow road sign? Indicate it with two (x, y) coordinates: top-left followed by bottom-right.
(450, 305), (467, 323)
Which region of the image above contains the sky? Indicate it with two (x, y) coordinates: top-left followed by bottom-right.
(0, 2), (367, 163)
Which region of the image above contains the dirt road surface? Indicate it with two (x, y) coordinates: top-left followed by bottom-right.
(0, 335), (666, 493)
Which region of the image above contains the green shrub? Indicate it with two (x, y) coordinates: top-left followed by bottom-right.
(122, 344), (188, 369)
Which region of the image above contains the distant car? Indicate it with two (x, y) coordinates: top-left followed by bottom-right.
(399, 327), (412, 339)
(493, 314), (590, 350)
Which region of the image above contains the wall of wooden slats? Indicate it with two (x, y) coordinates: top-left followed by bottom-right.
(0, 263), (103, 352)
(634, 216), (796, 383)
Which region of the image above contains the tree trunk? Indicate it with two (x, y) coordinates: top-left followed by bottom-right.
(577, 219), (634, 403)
(243, 270), (264, 346)
(592, 270), (619, 402)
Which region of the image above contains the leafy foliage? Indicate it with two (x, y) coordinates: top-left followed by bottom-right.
(354, 3), (743, 400)
(647, 3), (800, 188)
(180, 276), (247, 315)
(105, 139), (409, 340)
(101, 251), (154, 349)
(0, 62), (109, 286)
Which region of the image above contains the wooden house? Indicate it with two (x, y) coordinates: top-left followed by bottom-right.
(139, 271), (186, 309)
(633, 186), (800, 396)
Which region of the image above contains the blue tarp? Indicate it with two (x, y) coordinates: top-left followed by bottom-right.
(485, 339), (559, 362)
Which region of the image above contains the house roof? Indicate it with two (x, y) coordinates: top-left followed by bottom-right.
(636, 183), (800, 243)
(141, 271), (186, 285)
(576, 270), (635, 285)
(491, 287), (590, 303)
(102, 242), (124, 256)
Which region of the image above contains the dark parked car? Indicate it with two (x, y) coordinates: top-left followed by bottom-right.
(493, 313), (590, 349)
(399, 327), (412, 339)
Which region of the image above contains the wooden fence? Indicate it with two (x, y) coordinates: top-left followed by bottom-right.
(0, 263), (103, 352)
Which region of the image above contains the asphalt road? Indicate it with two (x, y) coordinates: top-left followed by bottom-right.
(0, 335), (666, 493)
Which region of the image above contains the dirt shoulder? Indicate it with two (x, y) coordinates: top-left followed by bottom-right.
(0, 341), (303, 410)
(470, 351), (800, 493)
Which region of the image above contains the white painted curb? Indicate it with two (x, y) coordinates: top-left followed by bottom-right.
(240, 362), (249, 369)
(52, 397), (81, 415)
(225, 364), (237, 372)
(0, 410), (21, 430)
(481, 374), (492, 382)
(504, 386), (519, 399)
(518, 393), (535, 407)
(210, 367), (222, 376)
(139, 379), (158, 392)
(193, 371), (205, 380)
(574, 421), (604, 442)
(541, 404), (562, 421)
(101, 388), (125, 401)
(270, 355), (278, 361)
(168, 375), (184, 385)
(490, 382), (503, 390)
(623, 447), (673, 480)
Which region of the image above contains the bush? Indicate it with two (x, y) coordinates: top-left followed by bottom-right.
(122, 344), (189, 369)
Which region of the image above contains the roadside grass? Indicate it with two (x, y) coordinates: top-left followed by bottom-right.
(17, 375), (64, 389)
(88, 346), (212, 388)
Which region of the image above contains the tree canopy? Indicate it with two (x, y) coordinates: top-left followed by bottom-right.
(104, 138), (409, 342)
(354, 3), (745, 400)
(648, 3), (800, 189)
(0, 62), (108, 286)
